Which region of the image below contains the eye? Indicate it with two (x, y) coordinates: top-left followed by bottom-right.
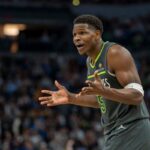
(73, 33), (76, 37)
(80, 31), (86, 35)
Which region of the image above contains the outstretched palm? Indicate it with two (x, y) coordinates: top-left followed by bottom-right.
(38, 81), (70, 106)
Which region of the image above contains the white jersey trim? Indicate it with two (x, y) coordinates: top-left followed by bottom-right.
(107, 70), (116, 77)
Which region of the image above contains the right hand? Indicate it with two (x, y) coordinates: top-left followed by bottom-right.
(38, 80), (71, 107)
(79, 70), (104, 96)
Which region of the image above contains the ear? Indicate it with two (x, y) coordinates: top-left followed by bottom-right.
(95, 30), (101, 40)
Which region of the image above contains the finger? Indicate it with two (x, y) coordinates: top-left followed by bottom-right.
(40, 100), (49, 105)
(81, 87), (95, 95)
(38, 96), (52, 101)
(85, 80), (96, 88)
(78, 92), (86, 95)
(85, 80), (93, 86)
(41, 90), (53, 95)
(82, 87), (93, 91)
(79, 90), (94, 95)
(81, 87), (95, 93)
(47, 100), (65, 107)
(47, 103), (58, 107)
(76, 93), (82, 97)
(55, 80), (65, 90)
(40, 100), (53, 105)
(94, 70), (101, 81)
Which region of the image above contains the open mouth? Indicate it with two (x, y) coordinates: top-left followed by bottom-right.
(76, 44), (85, 50)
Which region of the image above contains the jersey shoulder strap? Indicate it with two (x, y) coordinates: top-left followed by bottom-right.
(100, 41), (117, 69)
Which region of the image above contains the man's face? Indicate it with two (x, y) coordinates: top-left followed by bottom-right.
(73, 23), (99, 55)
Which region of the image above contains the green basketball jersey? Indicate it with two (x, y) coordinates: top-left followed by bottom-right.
(86, 41), (150, 134)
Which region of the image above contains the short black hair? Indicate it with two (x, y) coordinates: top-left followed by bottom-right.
(73, 14), (103, 34)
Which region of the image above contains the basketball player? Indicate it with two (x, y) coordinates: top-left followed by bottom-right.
(38, 15), (150, 150)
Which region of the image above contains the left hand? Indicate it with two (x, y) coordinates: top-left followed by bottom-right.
(38, 80), (71, 107)
(79, 70), (105, 96)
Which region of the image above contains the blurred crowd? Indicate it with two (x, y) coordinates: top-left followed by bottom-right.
(0, 54), (105, 150)
(0, 14), (150, 54)
(0, 15), (150, 150)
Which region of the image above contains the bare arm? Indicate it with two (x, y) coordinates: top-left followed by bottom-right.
(80, 45), (143, 105)
(38, 80), (99, 108)
(69, 93), (99, 108)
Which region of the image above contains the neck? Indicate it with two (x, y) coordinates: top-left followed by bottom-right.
(89, 39), (104, 62)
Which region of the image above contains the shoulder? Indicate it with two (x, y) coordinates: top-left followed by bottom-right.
(108, 44), (132, 59)
(107, 44), (135, 71)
